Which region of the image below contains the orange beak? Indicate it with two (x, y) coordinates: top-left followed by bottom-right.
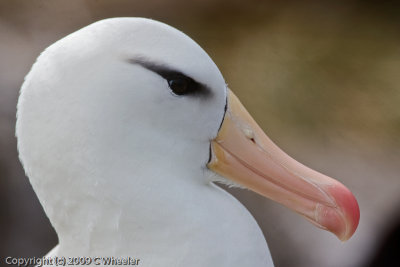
(208, 90), (360, 241)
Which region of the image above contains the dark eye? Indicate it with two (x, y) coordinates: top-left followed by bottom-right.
(167, 75), (199, 96)
(168, 78), (190, 95)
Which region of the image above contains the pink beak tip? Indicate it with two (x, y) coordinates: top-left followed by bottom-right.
(328, 183), (360, 241)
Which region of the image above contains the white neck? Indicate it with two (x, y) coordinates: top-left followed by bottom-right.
(42, 136), (210, 255)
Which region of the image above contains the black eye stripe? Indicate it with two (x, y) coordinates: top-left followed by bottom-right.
(127, 58), (212, 97)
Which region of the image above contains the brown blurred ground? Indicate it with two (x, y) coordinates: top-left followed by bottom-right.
(1, 1), (399, 267)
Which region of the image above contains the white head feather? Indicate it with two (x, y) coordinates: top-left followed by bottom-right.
(16, 18), (271, 266)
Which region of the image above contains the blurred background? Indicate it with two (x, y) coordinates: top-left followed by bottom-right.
(1, 0), (399, 266)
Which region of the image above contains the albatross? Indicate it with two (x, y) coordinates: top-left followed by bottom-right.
(16, 18), (359, 266)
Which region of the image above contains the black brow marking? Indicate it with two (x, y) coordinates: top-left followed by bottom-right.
(127, 58), (212, 97)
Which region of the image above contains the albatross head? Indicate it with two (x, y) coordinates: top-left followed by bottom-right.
(16, 18), (359, 254)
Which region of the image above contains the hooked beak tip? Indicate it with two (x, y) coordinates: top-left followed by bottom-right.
(315, 183), (360, 241)
(334, 184), (360, 241)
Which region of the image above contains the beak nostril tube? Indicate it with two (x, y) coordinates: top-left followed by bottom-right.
(243, 127), (255, 141)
